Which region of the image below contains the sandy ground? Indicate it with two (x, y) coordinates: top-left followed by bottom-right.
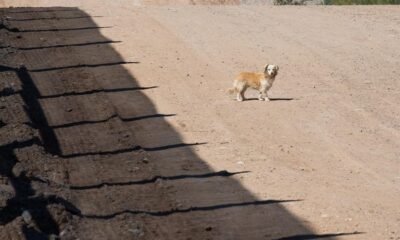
(1, 0), (399, 239)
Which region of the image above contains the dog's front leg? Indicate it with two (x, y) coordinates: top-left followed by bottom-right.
(264, 90), (270, 101)
(258, 91), (265, 101)
(259, 87), (270, 101)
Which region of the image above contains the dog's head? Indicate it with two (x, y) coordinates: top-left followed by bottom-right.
(264, 64), (279, 77)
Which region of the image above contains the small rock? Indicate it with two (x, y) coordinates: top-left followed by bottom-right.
(59, 229), (68, 237)
(205, 226), (213, 231)
(155, 178), (163, 186)
(130, 167), (140, 172)
(0, 184), (15, 207)
(66, 108), (73, 112)
(22, 210), (32, 224)
(236, 161), (244, 165)
(128, 222), (144, 237)
(49, 234), (59, 240)
(11, 162), (25, 177)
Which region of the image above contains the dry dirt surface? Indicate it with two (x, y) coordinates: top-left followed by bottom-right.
(0, 1), (399, 240)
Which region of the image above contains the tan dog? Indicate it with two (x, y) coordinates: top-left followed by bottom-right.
(228, 64), (279, 101)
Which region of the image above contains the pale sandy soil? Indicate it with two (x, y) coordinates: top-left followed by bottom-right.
(1, 1), (399, 239)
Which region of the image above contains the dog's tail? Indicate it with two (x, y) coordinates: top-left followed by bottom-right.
(227, 88), (237, 94)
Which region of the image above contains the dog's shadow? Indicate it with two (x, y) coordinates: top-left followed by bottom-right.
(244, 97), (295, 101)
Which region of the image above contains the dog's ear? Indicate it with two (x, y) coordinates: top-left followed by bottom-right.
(264, 64), (269, 71)
(275, 65), (279, 71)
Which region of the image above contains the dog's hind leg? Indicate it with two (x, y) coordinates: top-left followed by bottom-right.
(237, 92), (244, 101)
(235, 81), (246, 101)
(237, 86), (247, 101)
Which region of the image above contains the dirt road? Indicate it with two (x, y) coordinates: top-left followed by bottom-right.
(0, 1), (399, 239)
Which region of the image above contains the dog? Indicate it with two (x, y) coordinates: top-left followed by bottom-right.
(228, 64), (279, 101)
